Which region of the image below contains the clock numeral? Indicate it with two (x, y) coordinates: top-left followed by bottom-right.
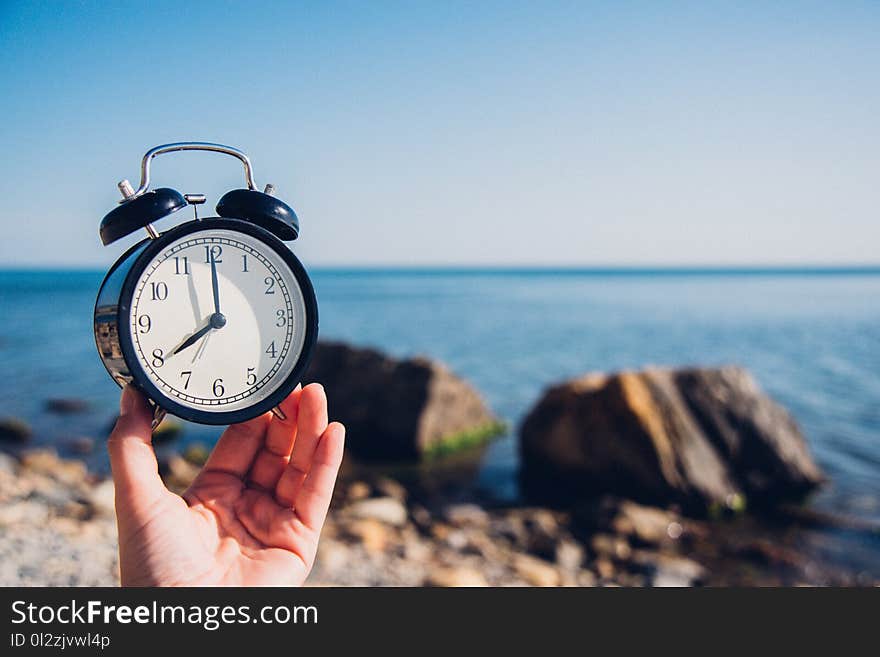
(275, 309), (287, 327)
(212, 378), (225, 397)
(173, 256), (190, 275)
(138, 314), (151, 334)
(150, 282), (168, 301)
(246, 367), (257, 386)
(151, 348), (164, 368)
(241, 254), (249, 272)
(265, 341), (277, 358)
(180, 370), (192, 390)
(264, 277), (275, 294)
(204, 245), (223, 263)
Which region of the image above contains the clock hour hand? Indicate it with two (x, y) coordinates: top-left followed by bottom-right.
(172, 322), (213, 356)
(171, 310), (227, 357)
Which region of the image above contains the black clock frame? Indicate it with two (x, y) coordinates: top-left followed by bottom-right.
(95, 217), (319, 425)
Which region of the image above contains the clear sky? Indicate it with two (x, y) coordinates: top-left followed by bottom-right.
(1, 1), (877, 267)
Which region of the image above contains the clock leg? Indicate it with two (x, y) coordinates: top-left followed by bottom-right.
(150, 405), (167, 432)
(271, 405), (287, 421)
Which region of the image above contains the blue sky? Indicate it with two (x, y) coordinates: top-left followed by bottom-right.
(1, 1), (877, 267)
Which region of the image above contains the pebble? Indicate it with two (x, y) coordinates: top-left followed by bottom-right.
(611, 500), (680, 545)
(590, 533), (632, 561)
(443, 503), (490, 528)
(374, 477), (407, 502)
(88, 479), (116, 516)
(0, 452), (17, 475)
(344, 518), (390, 553)
(555, 540), (585, 571)
(426, 567), (489, 587)
(513, 554), (560, 587)
(346, 481), (371, 501)
(347, 497), (408, 527)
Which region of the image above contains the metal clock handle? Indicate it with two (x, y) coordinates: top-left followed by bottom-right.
(118, 142), (260, 200)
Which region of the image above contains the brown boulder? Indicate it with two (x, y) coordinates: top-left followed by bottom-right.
(304, 341), (502, 461)
(520, 366), (824, 511)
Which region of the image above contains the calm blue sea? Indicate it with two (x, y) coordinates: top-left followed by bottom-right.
(1, 268), (879, 527)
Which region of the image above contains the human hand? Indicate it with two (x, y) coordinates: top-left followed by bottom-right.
(107, 384), (345, 586)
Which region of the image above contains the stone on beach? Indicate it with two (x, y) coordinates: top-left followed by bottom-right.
(520, 366), (825, 511)
(45, 398), (90, 414)
(304, 341), (503, 461)
(0, 417), (31, 444)
(425, 566), (489, 587)
(347, 497), (409, 527)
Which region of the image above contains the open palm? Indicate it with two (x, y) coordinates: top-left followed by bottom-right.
(108, 383), (345, 586)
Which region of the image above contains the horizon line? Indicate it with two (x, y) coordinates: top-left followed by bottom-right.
(2, 264), (880, 275)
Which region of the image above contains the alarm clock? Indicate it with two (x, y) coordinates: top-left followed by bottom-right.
(94, 142), (318, 428)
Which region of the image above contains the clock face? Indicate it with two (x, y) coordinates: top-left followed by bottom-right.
(128, 228), (309, 413)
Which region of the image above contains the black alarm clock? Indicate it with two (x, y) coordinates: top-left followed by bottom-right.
(94, 142), (318, 428)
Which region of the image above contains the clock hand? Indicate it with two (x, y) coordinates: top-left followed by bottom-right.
(210, 250), (221, 315)
(192, 328), (212, 364)
(172, 322), (213, 356)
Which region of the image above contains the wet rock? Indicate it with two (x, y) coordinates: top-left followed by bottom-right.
(520, 366), (824, 511)
(45, 398), (90, 414)
(0, 417), (31, 444)
(347, 497), (408, 527)
(426, 566), (489, 587)
(303, 341), (502, 461)
(514, 554), (560, 586)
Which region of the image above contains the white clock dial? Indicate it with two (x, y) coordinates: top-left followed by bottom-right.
(129, 229), (308, 412)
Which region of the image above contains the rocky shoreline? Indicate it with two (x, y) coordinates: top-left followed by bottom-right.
(1, 343), (877, 586)
(1, 447), (875, 587)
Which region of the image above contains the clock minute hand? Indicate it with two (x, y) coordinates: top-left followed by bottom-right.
(210, 251), (221, 315)
(172, 323), (213, 356)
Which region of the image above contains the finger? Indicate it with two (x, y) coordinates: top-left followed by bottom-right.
(274, 383), (328, 506)
(201, 412), (271, 478)
(247, 387), (302, 490)
(265, 385), (302, 457)
(294, 422), (345, 529)
(107, 385), (168, 507)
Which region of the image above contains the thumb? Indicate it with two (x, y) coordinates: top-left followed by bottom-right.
(107, 385), (169, 510)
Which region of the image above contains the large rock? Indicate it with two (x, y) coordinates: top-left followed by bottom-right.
(304, 341), (502, 461)
(520, 366), (824, 511)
